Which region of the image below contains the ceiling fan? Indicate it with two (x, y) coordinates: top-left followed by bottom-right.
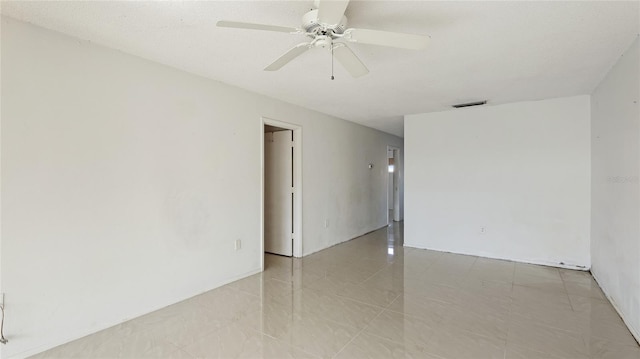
(217, 0), (430, 79)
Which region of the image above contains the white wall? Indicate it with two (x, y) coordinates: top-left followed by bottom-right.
(405, 96), (591, 268)
(591, 37), (639, 341)
(0, 17), (403, 358)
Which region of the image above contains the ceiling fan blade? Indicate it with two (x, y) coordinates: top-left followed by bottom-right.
(344, 28), (430, 50)
(217, 20), (299, 33)
(264, 43), (311, 71)
(317, 0), (350, 25)
(332, 43), (369, 78)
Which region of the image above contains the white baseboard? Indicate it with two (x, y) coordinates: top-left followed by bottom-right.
(403, 243), (590, 271)
(302, 224), (390, 257)
(591, 272), (640, 345)
(13, 267), (262, 359)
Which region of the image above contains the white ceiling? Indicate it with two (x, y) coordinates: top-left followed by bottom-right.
(2, 1), (638, 137)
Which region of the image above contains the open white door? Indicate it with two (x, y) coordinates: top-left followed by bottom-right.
(264, 130), (293, 256)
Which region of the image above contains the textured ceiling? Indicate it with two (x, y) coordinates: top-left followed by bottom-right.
(2, 1), (639, 137)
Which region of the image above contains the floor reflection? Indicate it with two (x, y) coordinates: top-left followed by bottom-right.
(32, 221), (640, 358)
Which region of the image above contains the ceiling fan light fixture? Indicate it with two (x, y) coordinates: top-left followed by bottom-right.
(315, 35), (332, 48)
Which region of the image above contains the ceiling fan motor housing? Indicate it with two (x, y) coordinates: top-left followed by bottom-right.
(302, 9), (348, 36)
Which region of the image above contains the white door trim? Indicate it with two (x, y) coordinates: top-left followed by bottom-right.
(261, 117), (303, 269)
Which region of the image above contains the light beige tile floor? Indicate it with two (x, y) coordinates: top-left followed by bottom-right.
(31, 221), (640, 358)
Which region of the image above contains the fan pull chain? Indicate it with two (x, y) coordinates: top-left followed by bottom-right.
(331, 45), (335, 80)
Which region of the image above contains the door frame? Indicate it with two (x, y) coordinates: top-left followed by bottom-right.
(261, 117), (303, 269)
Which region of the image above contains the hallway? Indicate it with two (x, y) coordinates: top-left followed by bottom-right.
(33, 222), (639, 358)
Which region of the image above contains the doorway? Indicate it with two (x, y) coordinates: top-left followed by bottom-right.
(264, 126), (293, 256)
(387, 146), (401, 223)
(262, 118), (302, 268)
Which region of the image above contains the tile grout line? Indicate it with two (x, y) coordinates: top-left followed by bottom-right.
(361, 330), (448, 359)
(503, 260), (517, 359)
(557, 266), (593, 352)
(330, 305), (387, 359)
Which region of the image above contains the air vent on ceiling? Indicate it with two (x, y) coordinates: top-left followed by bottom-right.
(452, 100), (487, 108)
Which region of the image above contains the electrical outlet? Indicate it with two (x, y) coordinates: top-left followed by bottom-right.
(325, 219), (329, 228)
(480, 227), (486, 234)
(234, 239), (242, 251)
